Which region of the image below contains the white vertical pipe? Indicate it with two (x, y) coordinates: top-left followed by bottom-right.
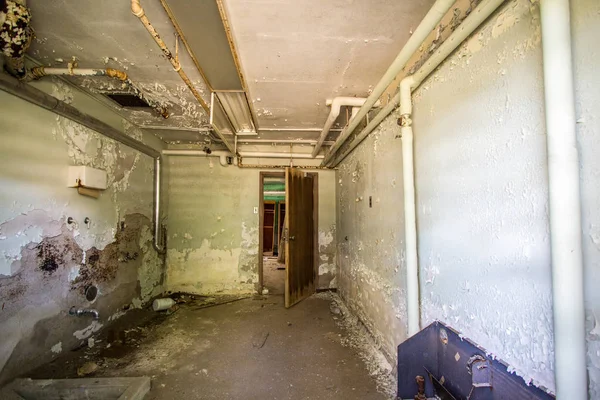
(401, 125), (419, 336)
(153, 156), (164, 254)
(540, 0), (587, 398)
(399, 77), (420, 336)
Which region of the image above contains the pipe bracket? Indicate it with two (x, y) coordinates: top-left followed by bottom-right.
(398, 114), (413, 127)
(106, 68), (128, 81)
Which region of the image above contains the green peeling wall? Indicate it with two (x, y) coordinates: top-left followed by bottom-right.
(166, 158), (338, 293)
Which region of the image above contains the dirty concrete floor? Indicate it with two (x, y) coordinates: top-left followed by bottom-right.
(263, 256), (285, 295)
(26, 294), (388, 399)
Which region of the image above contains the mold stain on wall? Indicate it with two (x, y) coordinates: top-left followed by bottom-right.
(0, 79), (165, 384)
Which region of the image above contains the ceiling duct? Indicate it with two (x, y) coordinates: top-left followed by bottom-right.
(210, 92), (235, 136)
(106, 93), (151, 108)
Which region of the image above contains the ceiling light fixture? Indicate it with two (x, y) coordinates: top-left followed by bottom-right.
(210, 90), (256, 137)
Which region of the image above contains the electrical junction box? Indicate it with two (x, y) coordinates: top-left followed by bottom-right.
(67, 166), (107, 190)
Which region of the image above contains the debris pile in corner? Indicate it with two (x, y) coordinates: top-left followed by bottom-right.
(313, 291), (396, 398)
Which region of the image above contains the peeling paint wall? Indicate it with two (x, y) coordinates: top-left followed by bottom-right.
(166, 157), (336, 295)
(336, 0), (600, 394)
(336, 110), (408, 362)
(0, 78), (166, 384)
(573, 0), (600, 397)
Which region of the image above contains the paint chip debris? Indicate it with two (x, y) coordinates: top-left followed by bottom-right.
(50, 342), (62, 354)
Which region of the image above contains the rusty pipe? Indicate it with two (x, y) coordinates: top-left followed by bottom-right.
(27, 66), (128, 81)
(130, 0), (234, 153)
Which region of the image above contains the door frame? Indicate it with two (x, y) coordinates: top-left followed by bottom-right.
(258, 171), (319, 294)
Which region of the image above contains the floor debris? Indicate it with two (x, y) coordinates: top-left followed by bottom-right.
(316, 291), (397, 398)
(77, 361), (99, 377)
(252, 331), (270, 348)
(26, 294), (389, 399)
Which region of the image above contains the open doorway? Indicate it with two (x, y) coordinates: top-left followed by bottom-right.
(258, 170), (319, 307)
(259, 173), (286, 295)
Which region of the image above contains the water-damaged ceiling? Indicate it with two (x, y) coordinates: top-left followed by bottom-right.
(23, 0), (437, 146)
(26, 0), (213, 143)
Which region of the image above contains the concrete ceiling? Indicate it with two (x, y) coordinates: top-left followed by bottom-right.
(222, 0), (437, 130)
(23, 0), (437, 146)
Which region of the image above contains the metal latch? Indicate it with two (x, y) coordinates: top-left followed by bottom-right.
(468, 355), (492, 389)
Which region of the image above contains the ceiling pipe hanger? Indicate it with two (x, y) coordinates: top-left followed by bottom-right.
(312, 97), (379, 158)
(321, 0), (458, 166)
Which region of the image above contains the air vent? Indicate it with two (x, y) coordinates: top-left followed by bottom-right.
(106, 94), (151, 108)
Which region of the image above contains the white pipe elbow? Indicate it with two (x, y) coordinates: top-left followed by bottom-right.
(218, 155), (238, 167)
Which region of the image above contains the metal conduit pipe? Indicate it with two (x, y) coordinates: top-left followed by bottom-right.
(321, 0), (457, 166)
(130, 0), (235, 154)
(312, 97), (375, 157)
(0, 72), (166, 254)
(540, 0), (587, 397)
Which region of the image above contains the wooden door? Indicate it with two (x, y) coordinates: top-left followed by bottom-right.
(284, 168), (315, 308)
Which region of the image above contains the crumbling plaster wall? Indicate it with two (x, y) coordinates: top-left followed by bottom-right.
(166, 157), (336, 294)
(0, 78), (166, 384)
(336, 0), (600, 394)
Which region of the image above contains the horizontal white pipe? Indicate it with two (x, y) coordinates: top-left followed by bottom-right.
(540, 0), (587, 397)
(313, 97), (378, 158)
(162, 149), (235, 166)
(163, 149), (323, 160)
(259, 127), (343, 132)
(322, 0), (457, 165)
(39, 68), (104, 76)
(264, 191), (285, 196)
(240, 152), (324, 159)
(27, 66), (129, 82)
